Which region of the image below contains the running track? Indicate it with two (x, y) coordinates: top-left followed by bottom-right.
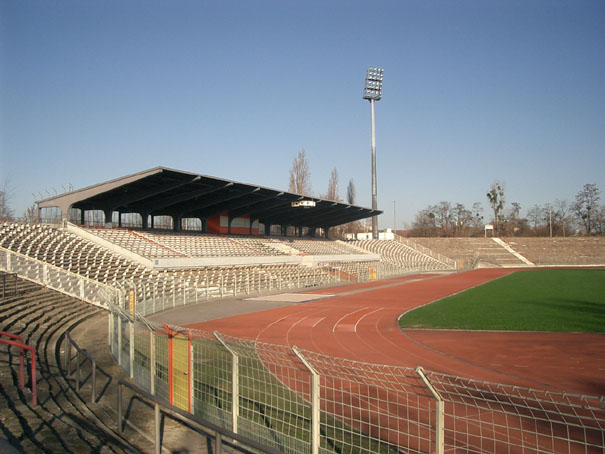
(185, 268), (605, 396)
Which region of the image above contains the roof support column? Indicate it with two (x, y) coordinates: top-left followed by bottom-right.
(264, 223), (271, 236)
(309, 227), (316, 238)
(323, 227), (330, 239)
(140, 212), (149, 230)
(103, 208), (113, 228)
(80, 209), (85, 226)
(172, 215), (182, 232)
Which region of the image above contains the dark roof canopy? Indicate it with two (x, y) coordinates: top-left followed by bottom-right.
(38, 167), (382, 229)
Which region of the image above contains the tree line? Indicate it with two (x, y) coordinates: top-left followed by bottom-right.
(409, 183), (603, 237)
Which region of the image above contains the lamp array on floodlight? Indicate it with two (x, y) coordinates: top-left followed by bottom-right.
(363, 67), (384, 101)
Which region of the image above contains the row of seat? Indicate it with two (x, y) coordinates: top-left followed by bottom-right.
(349, 239), (452, 271)
(81, 226), (367, 259)
(501, 237), (605, 265)
(1, 223), (348, 301)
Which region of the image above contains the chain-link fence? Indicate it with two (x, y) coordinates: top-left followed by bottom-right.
(2, 246), (604, 453)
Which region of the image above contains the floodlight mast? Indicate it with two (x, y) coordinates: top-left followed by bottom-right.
(363, 67), (383, 239)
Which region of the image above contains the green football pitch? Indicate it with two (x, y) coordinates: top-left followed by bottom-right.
(398, 269), (605, 333)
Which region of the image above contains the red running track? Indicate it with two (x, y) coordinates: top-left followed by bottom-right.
(186, 268), (605, 396)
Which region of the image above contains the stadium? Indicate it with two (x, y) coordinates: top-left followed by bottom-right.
(1, 167), (604, 454)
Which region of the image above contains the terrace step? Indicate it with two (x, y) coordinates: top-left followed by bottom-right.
(0, 280), (140, 453)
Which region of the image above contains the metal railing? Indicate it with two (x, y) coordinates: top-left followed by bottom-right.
(117, 378), (284, 454)
(65, 331), (97, 403)
(0, 331), (37, 405)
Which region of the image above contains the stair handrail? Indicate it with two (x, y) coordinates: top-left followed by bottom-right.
(0, 332), (37, 405)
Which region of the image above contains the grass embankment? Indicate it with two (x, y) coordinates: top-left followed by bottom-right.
(399, 269), (605, 332)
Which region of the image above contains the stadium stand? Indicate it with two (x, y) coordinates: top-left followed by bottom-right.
(349, 238), (456, 271)
(409, 237), (529, 268)
(1, 222), (156, 283)
(501, 237), (605, 266)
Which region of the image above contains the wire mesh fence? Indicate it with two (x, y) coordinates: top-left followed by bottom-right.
(425, 370), (605, 454)
(3, 245), (605, 454)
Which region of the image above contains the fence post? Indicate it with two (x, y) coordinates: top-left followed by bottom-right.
(108, 311), (112, 349)
(150, 330), (156, 395)
(76, 350), (81, 391)
(117, 382), (123, 434)
(172, 278), (176, 308)
(66, 338), (72, 371)
(117, 315), (122, 369)
(188, 331), (194, 414)
(214, 332), (239, 434)
(129, 318), (135, 379)
(292, 346), (320, 454)
(91, 357), (96, 403)
(155, 402), (161, 454)
(416, 366), (444, 454)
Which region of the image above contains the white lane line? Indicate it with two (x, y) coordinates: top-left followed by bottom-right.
(332, 307), (370, 333)
(255, 316), (288, 342)
(354, 307), (383, 333)
(312, 317), (325, 328)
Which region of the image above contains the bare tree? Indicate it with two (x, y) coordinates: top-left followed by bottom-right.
(322, 168), (341, 201)
(471, 202), (484, 231)
(595, 205), (605, 234)
(486, 182), (505, 234)
(411, 208), (437, 237)
(453, 203), (473, 236)
(346, 179), (356, 205)
(288, 148), (313, 196)
(433, 201), (454, 236)
(23, 204), (39, 223)
(0, 179), (15, 221)
(573, 183), (600, 234)
(527, 204), (543, 230)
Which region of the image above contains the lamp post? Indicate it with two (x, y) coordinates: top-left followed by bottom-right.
(363, 67), (383, 240)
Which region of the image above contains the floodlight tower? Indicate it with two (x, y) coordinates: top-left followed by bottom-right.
(363, 67), (384, 239)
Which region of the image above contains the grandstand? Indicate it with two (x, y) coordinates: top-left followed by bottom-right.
(2, 167), (604, 453)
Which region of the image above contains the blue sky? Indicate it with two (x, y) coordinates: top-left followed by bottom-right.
(1, 0), (604, 229)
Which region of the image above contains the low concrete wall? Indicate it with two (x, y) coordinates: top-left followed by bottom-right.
(154, 253), (380, 269)
(153, 255), (303, 269)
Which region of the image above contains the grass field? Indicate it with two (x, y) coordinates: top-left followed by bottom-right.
(398, 269), (605, 332)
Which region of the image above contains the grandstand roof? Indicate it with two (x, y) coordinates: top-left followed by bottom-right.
(37, 167), (382, 229)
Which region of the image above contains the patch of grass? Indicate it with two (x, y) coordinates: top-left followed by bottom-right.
(399, 270), (605, 332)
